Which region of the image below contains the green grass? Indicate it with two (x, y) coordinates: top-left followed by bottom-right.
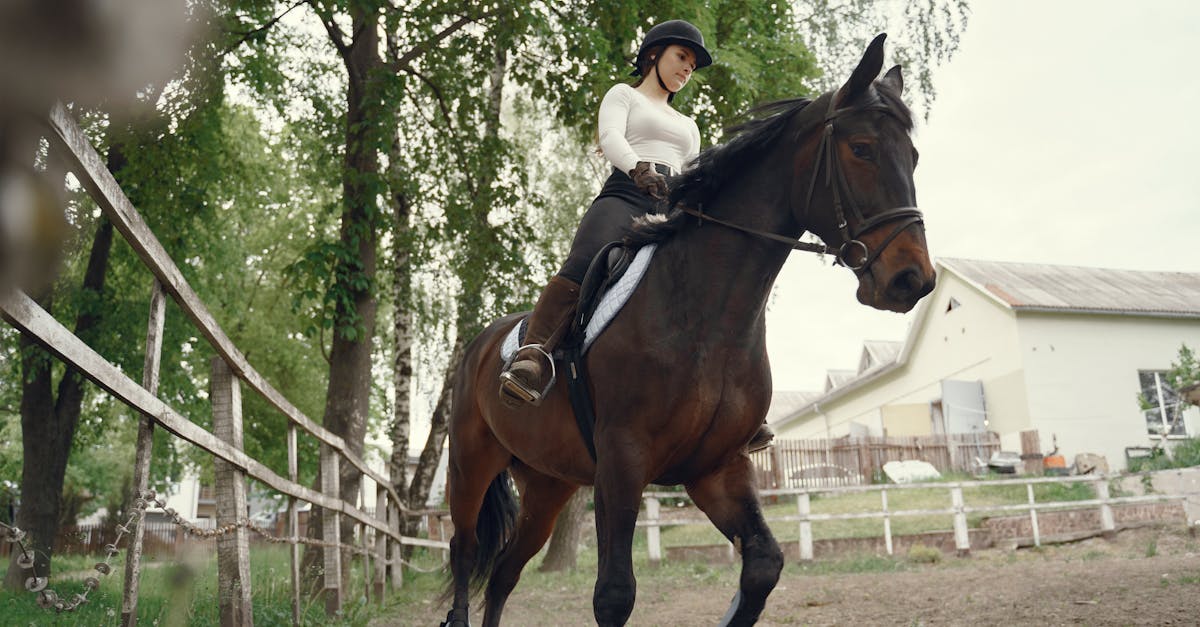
(0, 545), (395, 626)
(658, 478), (1097, 548)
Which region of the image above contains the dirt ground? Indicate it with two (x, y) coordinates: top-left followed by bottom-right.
(388, 526), (1199, 626)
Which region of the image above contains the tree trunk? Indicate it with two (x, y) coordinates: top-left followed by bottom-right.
(4, 209), (114, 589)
(388, 146), (413, 504)
(300, 3), (383, 594)
(405, 337), (463, 529)
(539, 488), (590, 572)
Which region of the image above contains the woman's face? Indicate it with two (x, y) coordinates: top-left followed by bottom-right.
(652, 44), (697, 92)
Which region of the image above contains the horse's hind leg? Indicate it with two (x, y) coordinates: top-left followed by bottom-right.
(481, 465), (578, 627)
(443, 404), (513, 627)
(685, 455), (784, 627)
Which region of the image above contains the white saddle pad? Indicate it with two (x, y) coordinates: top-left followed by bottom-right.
(501, 244), (657, 361)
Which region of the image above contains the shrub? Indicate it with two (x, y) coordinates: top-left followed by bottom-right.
(907, 543), (942, 564)
(1128, 438), (1200, 472)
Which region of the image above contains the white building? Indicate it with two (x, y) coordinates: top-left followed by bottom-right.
(772, 258), (1200, 470)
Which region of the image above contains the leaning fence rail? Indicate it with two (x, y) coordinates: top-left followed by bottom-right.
(640, 474), (1192, 563)
(0, 103), (448, 624)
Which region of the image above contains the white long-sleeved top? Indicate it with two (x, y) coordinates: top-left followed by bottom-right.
(597, 83), (701, 175)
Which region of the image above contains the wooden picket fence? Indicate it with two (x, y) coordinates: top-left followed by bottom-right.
(0, 103), (446, 625)
(750, 432), (1001, 490)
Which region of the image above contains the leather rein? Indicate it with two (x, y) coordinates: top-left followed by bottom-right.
(677, 95), (923, 275)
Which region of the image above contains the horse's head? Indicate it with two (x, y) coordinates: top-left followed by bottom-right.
(798, 34), (935, 313)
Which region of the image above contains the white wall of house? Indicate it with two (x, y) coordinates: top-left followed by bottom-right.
(1015, 312), (1200, 469)
(772, 267), (1200, 471)
(776, 271), (1032, 441)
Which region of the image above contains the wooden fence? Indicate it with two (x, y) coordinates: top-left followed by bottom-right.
(0, 103), (447, 625)
(750, 432), (1001, 490)
(640, 474), (1191, 563)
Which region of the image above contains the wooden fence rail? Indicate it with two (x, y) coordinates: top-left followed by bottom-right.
(0, 103), (448, 625)
(640, 474), (1190, 563)
(750, 432), (1001, 490)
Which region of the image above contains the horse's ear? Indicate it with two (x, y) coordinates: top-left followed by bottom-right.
(881, 65), (904, 95)
(836, 33), (887, 107)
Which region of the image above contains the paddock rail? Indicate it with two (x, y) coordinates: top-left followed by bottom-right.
(0, 102), (448, 625)
(640, 474), (1193, 562)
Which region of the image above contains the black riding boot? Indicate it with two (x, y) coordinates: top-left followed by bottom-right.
(499, 276), (581, 407)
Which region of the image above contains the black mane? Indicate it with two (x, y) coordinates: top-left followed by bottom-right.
(624, 94), (826, 247)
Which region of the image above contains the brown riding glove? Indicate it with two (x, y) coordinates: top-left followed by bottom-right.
(629, 161), (668, 200)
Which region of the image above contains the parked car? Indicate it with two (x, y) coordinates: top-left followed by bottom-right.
(987, 451), (1022, 474)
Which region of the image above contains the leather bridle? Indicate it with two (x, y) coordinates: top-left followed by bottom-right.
(679, 93), (924, 276)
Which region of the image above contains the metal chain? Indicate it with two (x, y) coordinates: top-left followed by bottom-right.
(1, 490), (145, 613)
(3, 489), (420, 613)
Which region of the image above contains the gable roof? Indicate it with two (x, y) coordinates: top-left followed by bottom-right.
(940, 258), (1200, 318)
(859, 340), (903, 374)
(824, 369), (857, 393)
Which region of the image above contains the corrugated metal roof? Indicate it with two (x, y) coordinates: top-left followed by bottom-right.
(940, 258), (1200, 317)
(766, 390), (821, 424)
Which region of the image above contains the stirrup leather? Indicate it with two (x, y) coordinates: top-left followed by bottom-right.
(499, 343), (557, 403)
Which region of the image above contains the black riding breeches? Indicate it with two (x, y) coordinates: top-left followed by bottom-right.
(557, 167), (665, 284)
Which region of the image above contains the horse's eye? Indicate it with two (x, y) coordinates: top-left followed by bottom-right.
(850, 143), (874, 161)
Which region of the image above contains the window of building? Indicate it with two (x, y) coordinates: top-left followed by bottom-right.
(1138, 371), (1187, 437)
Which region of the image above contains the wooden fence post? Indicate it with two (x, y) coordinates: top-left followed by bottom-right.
(881, 488), (893, 556)
(374, 485), (388, 602)
(769, 444), (784, 490)
(121, 279), (166, 626)
(1096, 479), (1116, 538)
(797, 492), (813, 561)
(388, 501), (403, 589)
(1026, 482), (1041, 547)
(212, 357), (253, 626)
(951, 486), (970, 556)
(645, 496), (662, 564)
(320, 444), (342, 616)
(287, 424), (300, 626)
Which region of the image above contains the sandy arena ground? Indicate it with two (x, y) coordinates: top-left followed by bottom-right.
(388, 526), (1199, 626)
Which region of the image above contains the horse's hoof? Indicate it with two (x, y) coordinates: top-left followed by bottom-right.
(440, 607), (471, 626)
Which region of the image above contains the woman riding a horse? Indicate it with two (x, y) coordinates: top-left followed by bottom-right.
(497, 20), (778, 453)
(444, 27), (936, 627)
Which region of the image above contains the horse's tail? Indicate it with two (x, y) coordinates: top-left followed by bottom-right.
(442, 468), (518, 600)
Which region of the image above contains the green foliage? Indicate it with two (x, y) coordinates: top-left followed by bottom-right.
(1167, 343), (1200, 401)
(1128, 438), (1200, 472)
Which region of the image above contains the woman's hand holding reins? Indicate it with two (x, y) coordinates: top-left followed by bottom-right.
(630, 161), (668, 200)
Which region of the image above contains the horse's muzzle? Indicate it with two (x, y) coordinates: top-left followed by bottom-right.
(884, 266), (936, 311)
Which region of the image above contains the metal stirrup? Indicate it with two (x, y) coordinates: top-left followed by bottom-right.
(501, 343), (557, 401)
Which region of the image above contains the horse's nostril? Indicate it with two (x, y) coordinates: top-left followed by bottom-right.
(889, 270), (918, 297)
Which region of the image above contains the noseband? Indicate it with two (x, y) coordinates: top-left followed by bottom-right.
(680, 95), (924, 275)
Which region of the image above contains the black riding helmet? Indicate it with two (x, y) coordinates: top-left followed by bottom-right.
(629, 19), (713, 78)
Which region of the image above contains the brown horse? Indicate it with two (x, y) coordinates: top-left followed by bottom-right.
(442, 34), (935, 627)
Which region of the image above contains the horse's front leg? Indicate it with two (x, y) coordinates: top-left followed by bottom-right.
(592, 443), (647, 626)
(685, 454), (783, 627)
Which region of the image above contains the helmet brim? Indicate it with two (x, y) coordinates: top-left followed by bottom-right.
(629, 38), (713, 76)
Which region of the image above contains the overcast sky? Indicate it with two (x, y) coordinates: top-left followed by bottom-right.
(766, 0), (1200, 393)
